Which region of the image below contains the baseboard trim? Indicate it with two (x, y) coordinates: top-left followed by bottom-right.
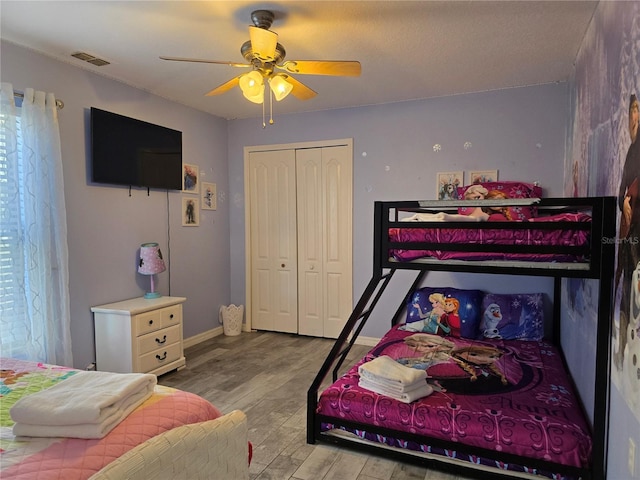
(352, 335), (381, 347)
(184, 327), (379, 349)
(184, 326), (224, 348)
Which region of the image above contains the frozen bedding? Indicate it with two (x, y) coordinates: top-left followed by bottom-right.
(316, 326), (592, 480)
(389, 212), (591, 263)
(0, 357), (221, 479)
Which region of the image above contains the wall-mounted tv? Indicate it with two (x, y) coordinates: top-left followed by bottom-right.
(91, 107), (182, 190)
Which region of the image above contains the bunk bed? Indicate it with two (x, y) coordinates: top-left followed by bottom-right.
(307, 196), (616, 480)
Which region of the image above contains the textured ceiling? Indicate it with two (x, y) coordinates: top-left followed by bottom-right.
(0, 1), (597, 120)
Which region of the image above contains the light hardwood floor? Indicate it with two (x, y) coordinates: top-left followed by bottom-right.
(159, 331), (472, 480)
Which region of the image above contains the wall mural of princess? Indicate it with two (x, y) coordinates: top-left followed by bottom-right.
(566, 0), (640, 430)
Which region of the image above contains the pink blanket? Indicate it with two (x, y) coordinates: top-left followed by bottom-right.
(317, 326), (592, 479)
(389, 212), (591, 262)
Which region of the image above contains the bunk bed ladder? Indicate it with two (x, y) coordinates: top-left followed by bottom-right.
(307, 267), (427, 444)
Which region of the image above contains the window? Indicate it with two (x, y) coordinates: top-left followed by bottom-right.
(0, 86), (71, 365)
(0, 108), (28, 353)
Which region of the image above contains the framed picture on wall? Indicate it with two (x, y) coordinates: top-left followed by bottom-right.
(182, 163), (199, 194)
(182, 197), (199, 226)
(201, 182), (217, 210)
(469, 169), (498, 184)
(436, 171), (464, 200)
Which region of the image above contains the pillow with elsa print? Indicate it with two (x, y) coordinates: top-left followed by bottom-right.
(400, 287), (483, 339)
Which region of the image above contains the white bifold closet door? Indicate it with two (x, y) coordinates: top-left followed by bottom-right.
(296, 146), (352, 338)
(248, 143), (352, 338)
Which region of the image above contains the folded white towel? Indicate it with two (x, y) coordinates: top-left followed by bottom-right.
(10, 370), (156, 426)
(358, 379), (434, 403)
(358, 377), (427, 395)
(12, 411), (135, 439)
(358, 355), (427, 386)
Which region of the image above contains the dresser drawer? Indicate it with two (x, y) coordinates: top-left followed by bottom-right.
(134, 310), (163, 336)
(161, 304), (181, 328)
(139, 342), (182, 373)
(137, 324), (181, 355)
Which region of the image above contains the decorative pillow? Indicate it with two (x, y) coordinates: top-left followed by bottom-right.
(403, 287), (483, 338)
(457, 181), (543, 221)
(479, 293), (545, 341)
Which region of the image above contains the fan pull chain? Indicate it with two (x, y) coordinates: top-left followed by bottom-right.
(269, 87), (274, 125)
(262, 92), (266, 128)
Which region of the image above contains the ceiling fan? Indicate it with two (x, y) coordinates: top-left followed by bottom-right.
(160, 10), (361, 106)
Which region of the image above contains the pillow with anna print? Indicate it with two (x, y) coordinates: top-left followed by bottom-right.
(479, 293), (545, 341)
(457, 181), (543, 221)
(402, 287), (483, 339)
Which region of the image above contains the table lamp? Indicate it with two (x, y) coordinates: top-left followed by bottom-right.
(138, 242), (166, 299)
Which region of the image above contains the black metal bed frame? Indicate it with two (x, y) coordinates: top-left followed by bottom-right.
(307, 196), (616, 480)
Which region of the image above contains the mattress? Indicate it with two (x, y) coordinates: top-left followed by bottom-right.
(0, 357), (222, 480)
(389, 212), (591, 263)
(316, 326), (592, 479)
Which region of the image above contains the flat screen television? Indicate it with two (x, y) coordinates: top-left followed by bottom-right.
(91, 107), (182, 190)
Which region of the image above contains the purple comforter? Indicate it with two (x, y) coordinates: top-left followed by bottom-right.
(389, 212), (591, 262)
(317, 326), (591, 479)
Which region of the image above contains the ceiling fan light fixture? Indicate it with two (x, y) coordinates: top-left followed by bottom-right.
(239, 71), (265, 103)
(269, 75), (293, 101)
(249, 25), (278, 61)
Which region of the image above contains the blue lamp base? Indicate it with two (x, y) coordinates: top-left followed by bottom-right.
(144, 291), (162, 299)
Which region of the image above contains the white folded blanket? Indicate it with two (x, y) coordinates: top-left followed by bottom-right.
(358, 378), (434, 403)
(400, 212), (485, 222)
(11, 370), (156, 439)
(358, 355), (427, 386)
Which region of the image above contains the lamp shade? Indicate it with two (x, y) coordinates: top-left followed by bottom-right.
(138, 243), (166, 275)
(239, 71), (265, 104)
(269, 74), (293, 101)
(249, 26), (278, 61)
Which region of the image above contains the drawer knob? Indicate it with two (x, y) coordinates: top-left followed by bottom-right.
(156, 335), (167, 345)
(169, 314), (174, 319)
(156, 352), (167, 361)
(148, 320), (154, 325)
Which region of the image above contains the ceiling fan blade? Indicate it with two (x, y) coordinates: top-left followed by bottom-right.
(160, 56), (250, 68)
(278, 60), (361, 77)
(205, 76), (242, 96)
(282, 75), (317, 101)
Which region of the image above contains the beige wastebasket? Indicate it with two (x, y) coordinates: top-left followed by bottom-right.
(219, 304), (244, 336)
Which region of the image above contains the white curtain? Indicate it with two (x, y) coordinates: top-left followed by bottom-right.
(0, 82), (72, 366)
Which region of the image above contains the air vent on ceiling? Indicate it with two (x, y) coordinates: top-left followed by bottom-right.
(71, 51), (110, 66)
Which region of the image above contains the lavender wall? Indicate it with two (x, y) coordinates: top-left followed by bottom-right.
(227, 84), (570, 340)
(1, 40), (231, 370)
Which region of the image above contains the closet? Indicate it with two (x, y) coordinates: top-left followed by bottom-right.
(246, 140), (353, 338)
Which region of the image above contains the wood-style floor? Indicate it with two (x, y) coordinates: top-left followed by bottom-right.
(159, 331), (473, 480)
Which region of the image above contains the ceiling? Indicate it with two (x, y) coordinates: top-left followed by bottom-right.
(0, 1), (598, 120)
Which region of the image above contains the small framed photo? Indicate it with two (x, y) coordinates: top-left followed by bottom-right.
(182, 163), (199, 194)
(469, 170), (498, 184)
(182, 197), (200, 226)
(436, 171), (464, 200)
(201, 182), (217, 210)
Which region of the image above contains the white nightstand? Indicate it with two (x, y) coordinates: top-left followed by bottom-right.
(91, 296), (187, 376)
